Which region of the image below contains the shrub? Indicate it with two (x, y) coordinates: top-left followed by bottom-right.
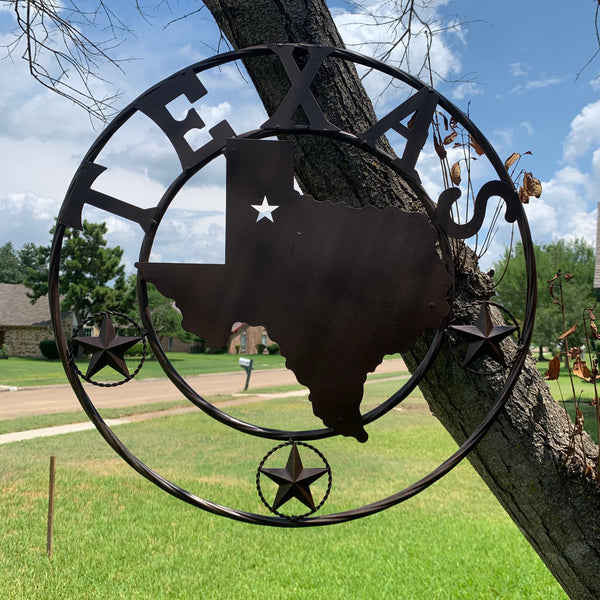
(235, 345), (240, 354)
(190, 338), (207, 354)
(125, 343), (145, 357)
(0, 344), (9, 359)
(205, 345), (227, 354)
(39, 339), (59, 360)
(255, 343), (266, 355)
(267, 343), (280, 355)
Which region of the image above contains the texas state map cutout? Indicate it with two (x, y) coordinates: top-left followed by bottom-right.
(137, 138), (452, 442)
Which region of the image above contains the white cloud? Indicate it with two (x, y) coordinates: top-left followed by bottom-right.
(520, 121), (534, 135)
(490, 128), (515, 152)
(0, 135), (83, 202)
(510, 62), (530, 77)
(526, 166), (595, 247)
(450, 81), (484, 101)
(563, 99), (600, 163)
(178, 44), (208, 63)
(332, 0), (463, 104)
(0, 192), (60, 248)
(510, 76), (562, 94)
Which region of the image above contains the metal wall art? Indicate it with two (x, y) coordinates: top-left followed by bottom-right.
(50, 44), (536, 526)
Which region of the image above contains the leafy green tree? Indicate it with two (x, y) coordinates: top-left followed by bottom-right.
(0, 242), (46, 284)
(18, 242), (47, 274)
(25, 220), (130, 322)
(0, 242), (22, 283)
(122, 274), (186, 339)
(494, 239), (595, 360)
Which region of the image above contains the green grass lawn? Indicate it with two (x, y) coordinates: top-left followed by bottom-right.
(0, 380), (566, 599)
(535, 361), (600, 443)
(0, 352), (287, 387)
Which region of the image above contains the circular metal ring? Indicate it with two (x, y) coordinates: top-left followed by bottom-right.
(49, 44), (536, 526)
(256, 440), (332, 520)
(68, 310), (148, 387)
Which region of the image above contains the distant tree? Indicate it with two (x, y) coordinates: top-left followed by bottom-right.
(0, 241), (46, 284)
(25, 220), (130, 323)
(122, 274), (185, 339)
(0, 242), (22, 283)
(18, 242), (47, 274)
(494, 239), (595, 360)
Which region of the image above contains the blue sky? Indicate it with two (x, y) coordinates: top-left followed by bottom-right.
(1, 0), (599, 271)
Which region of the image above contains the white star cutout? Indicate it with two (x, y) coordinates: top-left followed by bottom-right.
(251, 197), (279, 222)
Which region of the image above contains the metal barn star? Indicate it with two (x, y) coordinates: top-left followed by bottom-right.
(260, 443), (328, 511)
(72, 314), (142, 379)
(449, 303), (517, 368)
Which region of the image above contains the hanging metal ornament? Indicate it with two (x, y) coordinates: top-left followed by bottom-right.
(49, 44), (536, 526)
(69, 311), (147, 387)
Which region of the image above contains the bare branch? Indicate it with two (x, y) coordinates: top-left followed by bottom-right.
(337, 0), (468, 83)
(1, 1), (209, 122)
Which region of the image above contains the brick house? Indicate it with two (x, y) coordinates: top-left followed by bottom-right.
(0, 283), (74, 358)
(228, 322), (276, 354)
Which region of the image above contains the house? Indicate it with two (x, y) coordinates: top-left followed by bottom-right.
(0, 283), (74, 357)
(228, 322), (275, 354)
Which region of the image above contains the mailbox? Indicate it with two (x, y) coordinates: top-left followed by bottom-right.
(239, 357), (254, 390)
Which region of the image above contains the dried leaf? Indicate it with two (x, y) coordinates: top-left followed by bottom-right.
(406, 112), (416, 130)
(450, 161), (461, 185)
(469, 135), (485, 156)
(573, 409), (585, 436)
(557, 323), (578, 340)
(444, 131), (458, 145)
(544, 354), (561, 380)
(449, 117), (458, 130)
(584, 463), (594, 478)
(504, 152), (520, 170)
(546, 271), (560, 284)
(589, 310), (596, 321)
(518, 185), (529, 204)
(591, 321), (600, 340)
(434, 135), (447, 160)
(548, 283), (560, 304)
(568, 347), (581, 359)
(441, 113), (449, 130)
(573, 356), (592, 382)
(523, 171), (543, 198)
(564, 273), (574, 281)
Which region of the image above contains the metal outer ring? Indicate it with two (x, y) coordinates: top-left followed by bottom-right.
(49, 44), (536, 527)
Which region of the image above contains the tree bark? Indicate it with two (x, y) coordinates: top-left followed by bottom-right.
(202, 1), (600, 597)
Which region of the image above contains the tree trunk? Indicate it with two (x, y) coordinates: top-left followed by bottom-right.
(202, 1), (600, 597)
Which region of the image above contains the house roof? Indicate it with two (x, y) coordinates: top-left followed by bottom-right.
(0, 283), (53, 327)
(231, 321), (247, 334)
